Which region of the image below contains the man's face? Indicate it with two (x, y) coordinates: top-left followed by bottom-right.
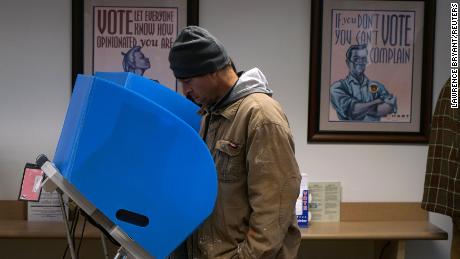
(133, 51), (151, 70)
(347, 48), (367, 76)
(179, 74), (219, 106)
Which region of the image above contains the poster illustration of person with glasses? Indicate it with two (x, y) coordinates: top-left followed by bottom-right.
(329, 9), (415, 122)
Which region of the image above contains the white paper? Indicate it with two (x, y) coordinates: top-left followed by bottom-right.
(27, 191), (67, 221)
(308, 182), (341, 222)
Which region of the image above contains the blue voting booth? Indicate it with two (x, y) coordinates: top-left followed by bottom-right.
(40, 73), (217, 258)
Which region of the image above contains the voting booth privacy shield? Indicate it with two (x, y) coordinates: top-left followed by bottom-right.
(44, 73), (217, 258)
(93, 72), (201, 132)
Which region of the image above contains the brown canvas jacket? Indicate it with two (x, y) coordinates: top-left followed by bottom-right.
(422, 78), (460, 218)
(188, 92), (301, 259)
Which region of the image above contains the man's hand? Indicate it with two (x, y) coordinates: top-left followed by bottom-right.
(351, 98), (383, 119)
(383, 95), (397, 107)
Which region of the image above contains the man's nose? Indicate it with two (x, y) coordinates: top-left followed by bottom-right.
(181, 83), (192, 95)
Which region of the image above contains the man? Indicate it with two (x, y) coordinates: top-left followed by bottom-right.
(121, 46), (151, 76)
(422, 78), (459, 259)
(330, 44), (397, 121)
(168, 26), (301, 258)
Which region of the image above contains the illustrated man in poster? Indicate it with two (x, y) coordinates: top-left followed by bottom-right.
(330, 44), (397, 121)
(121, 46), (151, 76)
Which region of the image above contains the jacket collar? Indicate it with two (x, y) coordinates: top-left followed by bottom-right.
(202, 98), (244, 121)
(346, 73), (369, 86)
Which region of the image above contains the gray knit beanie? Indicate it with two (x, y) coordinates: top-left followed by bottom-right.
(169, 26), (230, 79)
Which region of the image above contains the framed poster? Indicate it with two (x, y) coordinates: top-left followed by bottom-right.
(307, 0), (436, 143)
(72, 0), (199, 92)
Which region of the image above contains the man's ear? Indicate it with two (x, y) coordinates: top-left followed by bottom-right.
(210, 70), (220, 78)
(207, 71), (221, 83)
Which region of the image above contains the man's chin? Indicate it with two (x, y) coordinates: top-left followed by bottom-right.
(186, 96), (202, 105)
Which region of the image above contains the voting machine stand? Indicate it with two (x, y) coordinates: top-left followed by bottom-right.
(36, 154), (145, 259)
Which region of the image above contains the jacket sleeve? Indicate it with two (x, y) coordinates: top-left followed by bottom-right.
(236, 123), (301, 258)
